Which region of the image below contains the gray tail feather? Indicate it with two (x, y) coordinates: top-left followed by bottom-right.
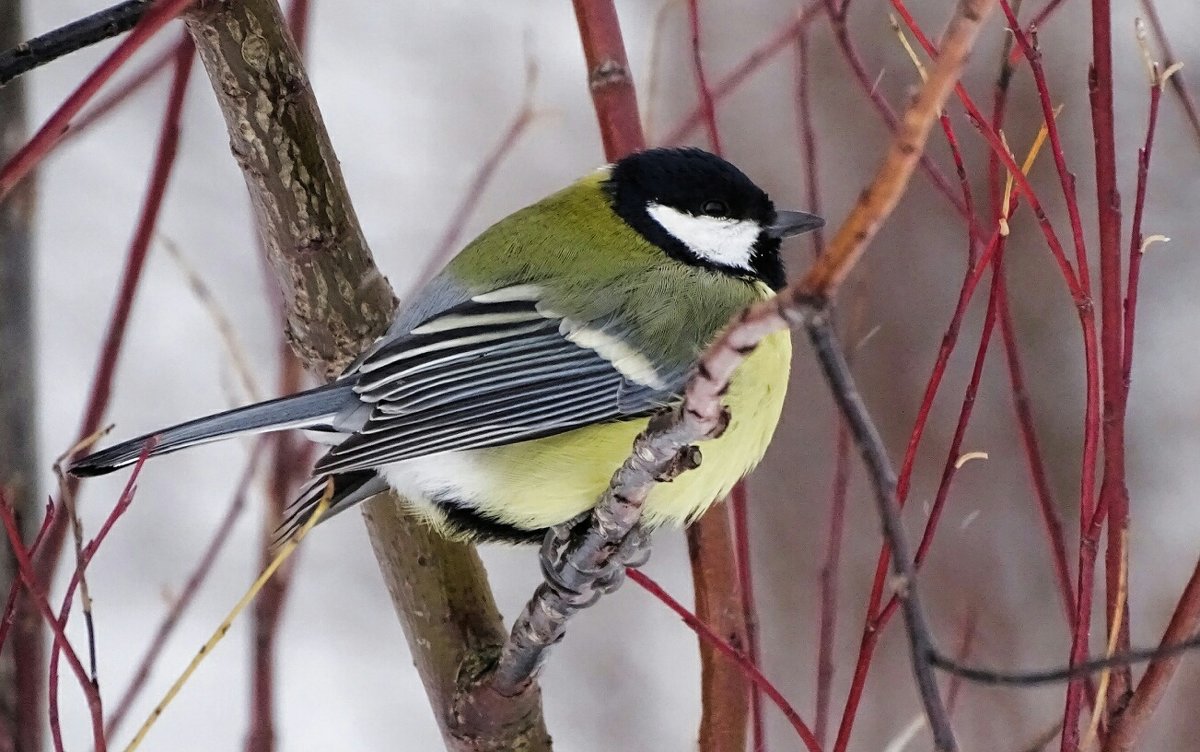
(70, 382), (357, 477)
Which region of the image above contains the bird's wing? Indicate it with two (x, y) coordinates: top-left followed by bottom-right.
(315, 284), (688, 474)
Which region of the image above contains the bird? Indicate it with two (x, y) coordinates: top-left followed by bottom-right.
(70, 147), (824, 545)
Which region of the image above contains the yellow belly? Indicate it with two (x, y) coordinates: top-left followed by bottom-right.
(459, 328), (791, 531)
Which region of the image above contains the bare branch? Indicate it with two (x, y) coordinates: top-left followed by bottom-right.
(179, 1), (549, 748)
(0, 1), (150, 86)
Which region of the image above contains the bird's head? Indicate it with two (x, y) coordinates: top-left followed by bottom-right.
(604, 147), (824, 289)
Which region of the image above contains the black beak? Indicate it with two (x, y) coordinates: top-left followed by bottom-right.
(765, 210), (825, 239)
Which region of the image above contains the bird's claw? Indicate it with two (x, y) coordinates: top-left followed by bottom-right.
(538, 517), (654, 605)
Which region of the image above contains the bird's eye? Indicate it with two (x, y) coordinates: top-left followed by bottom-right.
(701, 200), (728, 216)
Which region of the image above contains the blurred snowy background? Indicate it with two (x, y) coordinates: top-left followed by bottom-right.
(19, 0), (1200, 749)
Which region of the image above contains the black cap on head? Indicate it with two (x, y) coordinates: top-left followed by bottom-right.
(604, 148), (818, 290)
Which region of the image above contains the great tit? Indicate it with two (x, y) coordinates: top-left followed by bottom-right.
(71, 148), (824, 544)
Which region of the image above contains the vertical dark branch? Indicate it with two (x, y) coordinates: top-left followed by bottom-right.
(803, 313), (957, 752)
(179, 2), (548, 749)
(0, 2), (40, 748)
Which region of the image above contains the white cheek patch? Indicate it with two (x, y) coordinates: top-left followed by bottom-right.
(646, 203), (762, 270)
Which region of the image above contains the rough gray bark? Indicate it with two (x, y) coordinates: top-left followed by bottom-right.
(0, 1), (41, 749)
(180, 0), (550, 748)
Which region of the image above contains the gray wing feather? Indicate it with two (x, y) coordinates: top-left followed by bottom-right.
(313, 289), (687, 474)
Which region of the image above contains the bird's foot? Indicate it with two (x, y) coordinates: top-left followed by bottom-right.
(539, 516), (654, 605)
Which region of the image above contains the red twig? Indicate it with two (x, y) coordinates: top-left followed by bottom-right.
(571, 0), (644, 156)
(685, 0), (722, 155)
(0, 491), (105, 752)
(1095, 55), (1169, 752)
(67, 43), (178, 142)
(985, 0), (1076, 629)
(627, 570), (821, 752)
(832, 224), (1005, 752)
(0, 0), (195, 199)
(663, 2), (825, 147)
(991, 3), (1107, 743)
(823, 4), (969, 221)
(1087, 0), (1133, 721)
(828, 96), (1070, 739)
(1000, 0), (1076, 67)
(1122, 75), (1164, 399)
(47, 445), (154, 752)
(996, 277), (1076, 622)
(883, 258), (1005, 632)
(0, 500), (52, 656)
(16, 38), (194, 743)
(32, 31), (194, 595)
(814, 417), (849, 746)
(794, 28), (843, 745)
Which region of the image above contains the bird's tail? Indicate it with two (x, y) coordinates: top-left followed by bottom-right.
(70, 382), (358, 477)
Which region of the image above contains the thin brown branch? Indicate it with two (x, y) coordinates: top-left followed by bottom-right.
(179, 2), (548, 749)
(729, 484), (764, 752)
(688, 509), (750, 752)
(1103, 554), (1200, 750)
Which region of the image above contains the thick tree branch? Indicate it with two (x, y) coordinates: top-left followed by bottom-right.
(179, 1), (548, 749)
